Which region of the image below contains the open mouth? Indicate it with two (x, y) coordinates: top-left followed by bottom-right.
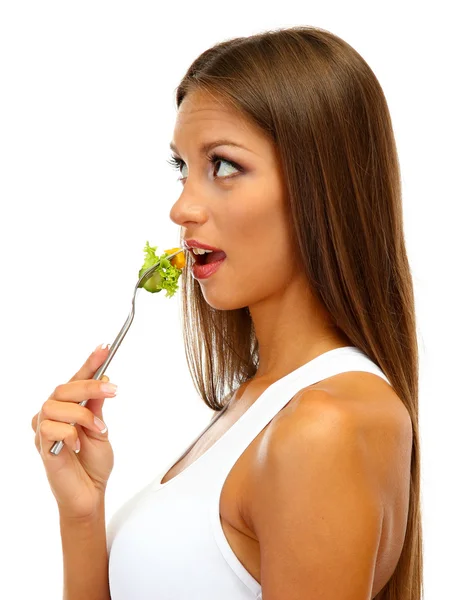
(190, 249), (227, 265)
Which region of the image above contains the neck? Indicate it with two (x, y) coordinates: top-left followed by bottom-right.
(249, 273), (352, 381)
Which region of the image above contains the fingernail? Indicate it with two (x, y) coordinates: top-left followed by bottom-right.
(94, 343), (110, 353)
(100, 382), (117, 395)
(94, 416), (108, 434)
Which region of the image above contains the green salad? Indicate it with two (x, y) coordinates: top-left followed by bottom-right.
(138, 241), (185, 298)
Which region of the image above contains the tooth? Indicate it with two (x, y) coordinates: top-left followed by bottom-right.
(192, 248), (213, 254)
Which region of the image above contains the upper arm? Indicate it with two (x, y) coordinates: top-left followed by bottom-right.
(248, 391), (384, 600)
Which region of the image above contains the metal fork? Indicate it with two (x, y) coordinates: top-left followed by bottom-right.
(49, 248), (185, 455)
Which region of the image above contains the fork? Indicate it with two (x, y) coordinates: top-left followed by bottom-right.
(49, 248), (185, 455)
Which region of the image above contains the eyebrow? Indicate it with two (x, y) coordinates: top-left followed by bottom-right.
(169, 139), (252, 156)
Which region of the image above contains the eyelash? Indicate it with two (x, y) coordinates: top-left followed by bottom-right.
(166, 151), (244, 181)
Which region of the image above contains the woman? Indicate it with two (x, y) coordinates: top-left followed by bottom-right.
(32, 26), (422, 600)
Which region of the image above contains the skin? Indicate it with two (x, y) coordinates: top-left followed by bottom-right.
(168, 89), (351, 379)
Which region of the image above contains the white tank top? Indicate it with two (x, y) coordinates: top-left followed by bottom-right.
(107, 345), (391, 599)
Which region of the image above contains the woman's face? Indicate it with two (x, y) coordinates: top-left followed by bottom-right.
(169, 90), (300, 311)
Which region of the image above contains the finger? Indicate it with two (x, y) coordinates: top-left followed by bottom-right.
(68, 344), (111, 384)
(41, 399), (109, 438)
(38, 419), (80, 456)
(31, 376), (108, 433)
(50, 378), (118, 404)
(46, 383), (114, 433)
(67, 375), (111, 421)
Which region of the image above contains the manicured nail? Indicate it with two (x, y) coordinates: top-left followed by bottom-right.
(94, 343), (110, 353)
(74, 439), (81, 453)
(100, 382), (117, 395)
(94, 417), (108, 434)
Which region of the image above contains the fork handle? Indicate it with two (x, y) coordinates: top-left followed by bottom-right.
(49, 314), (134, 455)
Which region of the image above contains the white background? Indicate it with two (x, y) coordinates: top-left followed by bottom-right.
(1, 1), (474, 598)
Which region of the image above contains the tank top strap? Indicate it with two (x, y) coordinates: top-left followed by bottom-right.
(209, 345), (390, 493)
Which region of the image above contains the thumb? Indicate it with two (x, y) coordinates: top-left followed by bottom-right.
(70, 343), (111, 383)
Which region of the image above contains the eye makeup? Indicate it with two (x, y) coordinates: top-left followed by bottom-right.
(166, 151), (244, 181)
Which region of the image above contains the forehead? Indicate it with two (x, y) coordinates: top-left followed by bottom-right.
(170, 90), (281, 170)
(172, 90), (256, 140)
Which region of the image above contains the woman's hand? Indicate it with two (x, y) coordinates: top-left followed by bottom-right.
(31, 345), (118, 520)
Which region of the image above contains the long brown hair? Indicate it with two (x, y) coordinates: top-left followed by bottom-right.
(173, 25), (422, 600)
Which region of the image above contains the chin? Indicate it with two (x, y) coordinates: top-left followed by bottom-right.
(197, 279), (251, 311)
(201, 290), (248, 312)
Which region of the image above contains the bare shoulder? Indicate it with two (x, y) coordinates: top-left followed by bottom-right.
(248, 373), (413, 510)
(252, 371), (412, 461)
(248, 382), (402, 485)
(242, 380), (412, 598)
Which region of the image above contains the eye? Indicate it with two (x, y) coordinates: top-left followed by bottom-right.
(166, 152), (243, 182)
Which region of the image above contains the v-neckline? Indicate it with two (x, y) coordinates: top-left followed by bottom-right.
(152, 345), (357, 491)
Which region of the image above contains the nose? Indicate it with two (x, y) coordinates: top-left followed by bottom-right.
(169, 192), (208, 227)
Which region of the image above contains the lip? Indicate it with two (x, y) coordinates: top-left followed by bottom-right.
(192, 256), (226, 280)
(183, 239), (225, 253)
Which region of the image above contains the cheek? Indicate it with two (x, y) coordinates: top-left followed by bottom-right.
(203, 200), (295, 308)
(224, 180), (292, 253)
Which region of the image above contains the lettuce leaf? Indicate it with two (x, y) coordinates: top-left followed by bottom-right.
(138, 240), (183, 298)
